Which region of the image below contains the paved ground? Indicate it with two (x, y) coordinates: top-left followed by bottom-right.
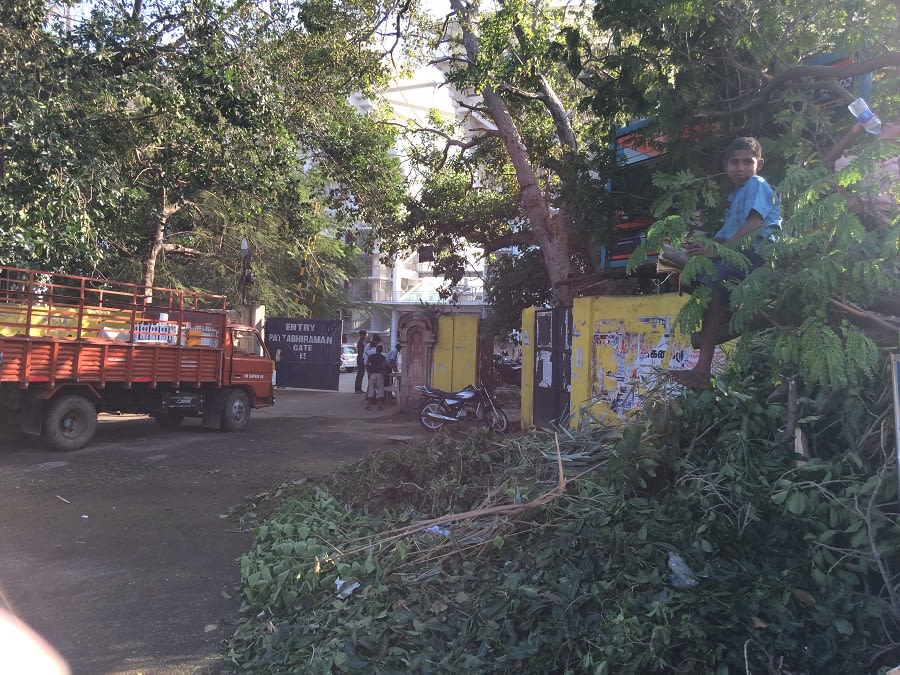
(0, 373), (455, 675)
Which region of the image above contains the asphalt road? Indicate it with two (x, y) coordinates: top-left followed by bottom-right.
(0, 372), (432, 675)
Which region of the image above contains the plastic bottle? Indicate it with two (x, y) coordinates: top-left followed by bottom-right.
(847, 98), (882, 136)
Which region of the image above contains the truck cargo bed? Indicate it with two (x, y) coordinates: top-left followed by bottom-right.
(0, 266), (227, 389)
(1, 338), (222, 387)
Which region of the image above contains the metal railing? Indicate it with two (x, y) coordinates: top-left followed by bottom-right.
(392, 288), (485, 304)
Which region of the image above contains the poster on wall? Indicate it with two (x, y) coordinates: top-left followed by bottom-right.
(591, 314), (726, 419)
(265, 318), (342, 391)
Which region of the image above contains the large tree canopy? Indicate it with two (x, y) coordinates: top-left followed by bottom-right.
(0, 0), (412, 317)
(380, 0), (898, 314)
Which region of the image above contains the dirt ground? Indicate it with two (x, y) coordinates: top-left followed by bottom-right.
(0, 377), (442, 675)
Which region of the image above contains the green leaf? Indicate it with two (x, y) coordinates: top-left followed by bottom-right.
(787, 492), (806, 515)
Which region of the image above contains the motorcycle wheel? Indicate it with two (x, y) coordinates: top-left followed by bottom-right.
(483, 406), (509, 433)
(419, 401), (446, 431)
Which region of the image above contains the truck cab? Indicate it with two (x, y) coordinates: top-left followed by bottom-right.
(226, 325), (277, 404)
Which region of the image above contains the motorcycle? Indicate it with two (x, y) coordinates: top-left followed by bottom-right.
(491, 354), (522, 387)
(415, 382), (509, 433)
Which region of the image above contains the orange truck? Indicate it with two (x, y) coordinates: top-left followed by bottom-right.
(0, 266), (275, 451)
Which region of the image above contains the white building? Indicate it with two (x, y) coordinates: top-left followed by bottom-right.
(343, 68), (494, 343)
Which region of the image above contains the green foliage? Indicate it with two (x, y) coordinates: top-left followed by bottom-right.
(0, 0), (407, 318)
(484, 249), (554, 340)
(227, 357), (900, 673)
(225, 2), (898, 667)
(760, 143), (896, 387)
(392, 0), (615, 306)
(390, 0), (899, 311)
(650, 169), (723, 226)
(589, 0), (899, 151)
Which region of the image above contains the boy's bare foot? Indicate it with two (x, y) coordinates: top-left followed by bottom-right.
(666, 369), (711, 390)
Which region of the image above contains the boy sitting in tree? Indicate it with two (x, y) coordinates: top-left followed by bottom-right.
(668, 137), (782, 390)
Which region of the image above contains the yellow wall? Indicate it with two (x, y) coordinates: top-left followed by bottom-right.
(570, 294), (705, 427)
(520, 306), (536, 428)
(431, 314), (480, 391)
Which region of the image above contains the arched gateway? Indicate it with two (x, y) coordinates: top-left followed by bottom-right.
(396, 311), (438, 409)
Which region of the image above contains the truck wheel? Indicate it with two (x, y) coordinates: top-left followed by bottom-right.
(42, 395), (97, 451)
(221, 389), (251, 432)
(154, 411), (185, 429)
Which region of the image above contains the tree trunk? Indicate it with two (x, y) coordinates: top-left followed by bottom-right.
(481, 86), (576, 304)
(450, 0), (578, 306)
(142, 188), (178, 301)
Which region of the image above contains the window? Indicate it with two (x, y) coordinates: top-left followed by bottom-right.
(233, 329), (263, 356)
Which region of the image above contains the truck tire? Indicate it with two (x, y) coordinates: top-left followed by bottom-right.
(221, 389), (251, 432)
(154, 411), (185, 429)
(42, 395), (97, 451)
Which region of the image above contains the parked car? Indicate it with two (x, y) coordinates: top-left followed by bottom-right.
(340, 344), (358, 372)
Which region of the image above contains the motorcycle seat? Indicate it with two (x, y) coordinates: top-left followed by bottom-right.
(415, 385), (478, 399)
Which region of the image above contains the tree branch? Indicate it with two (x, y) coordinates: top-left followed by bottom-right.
(480, 230), (535, 254)
(394, 123), (498, 171)
(160, 243), (217, 258)
(536, 72), (578, 150)
(705, 52), (900, 118)
(864, 457), (900, 621)
(497, 83), (543, 99)
(829, 297), (900, 347)
(510, 23), (577, 150)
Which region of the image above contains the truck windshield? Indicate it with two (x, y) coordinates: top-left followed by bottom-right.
(233, 329), (264, 356)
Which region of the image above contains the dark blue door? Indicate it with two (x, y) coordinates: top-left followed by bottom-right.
(533, 308), (572, 427)
(265, 318), (341, 391)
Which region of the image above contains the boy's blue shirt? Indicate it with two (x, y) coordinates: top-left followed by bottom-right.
(715, 175), (782, 252)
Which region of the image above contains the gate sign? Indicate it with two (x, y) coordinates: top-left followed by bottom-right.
(265, 318), (341, 391)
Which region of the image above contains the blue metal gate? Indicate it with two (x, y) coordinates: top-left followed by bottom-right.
(265, 318), (342, 390)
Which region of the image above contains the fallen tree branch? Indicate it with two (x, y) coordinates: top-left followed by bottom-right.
(829, 298), (900, 348)
(864, 452), (900, 622)
(331, 434), (580, 561)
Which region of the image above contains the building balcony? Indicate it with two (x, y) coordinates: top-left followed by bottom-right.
(390, 277), (485, 306)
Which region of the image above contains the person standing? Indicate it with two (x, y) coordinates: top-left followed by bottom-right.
(384, 344), (402, 404)
(363, 334), (382, 401)
(365, 344), (388, 410)
(385, 344), (401, 372)
(354, 330), (367, 393)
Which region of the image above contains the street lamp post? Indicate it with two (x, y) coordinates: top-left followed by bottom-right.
(240, 238), (254, 324)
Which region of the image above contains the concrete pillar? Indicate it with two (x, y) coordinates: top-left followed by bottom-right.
(390, 309), (399, 346)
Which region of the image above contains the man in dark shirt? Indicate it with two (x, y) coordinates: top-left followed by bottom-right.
(365, 344), (387, 410)
(354, 330), (367, 393)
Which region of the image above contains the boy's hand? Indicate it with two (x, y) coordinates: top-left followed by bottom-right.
(684, 239), (718, 258)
